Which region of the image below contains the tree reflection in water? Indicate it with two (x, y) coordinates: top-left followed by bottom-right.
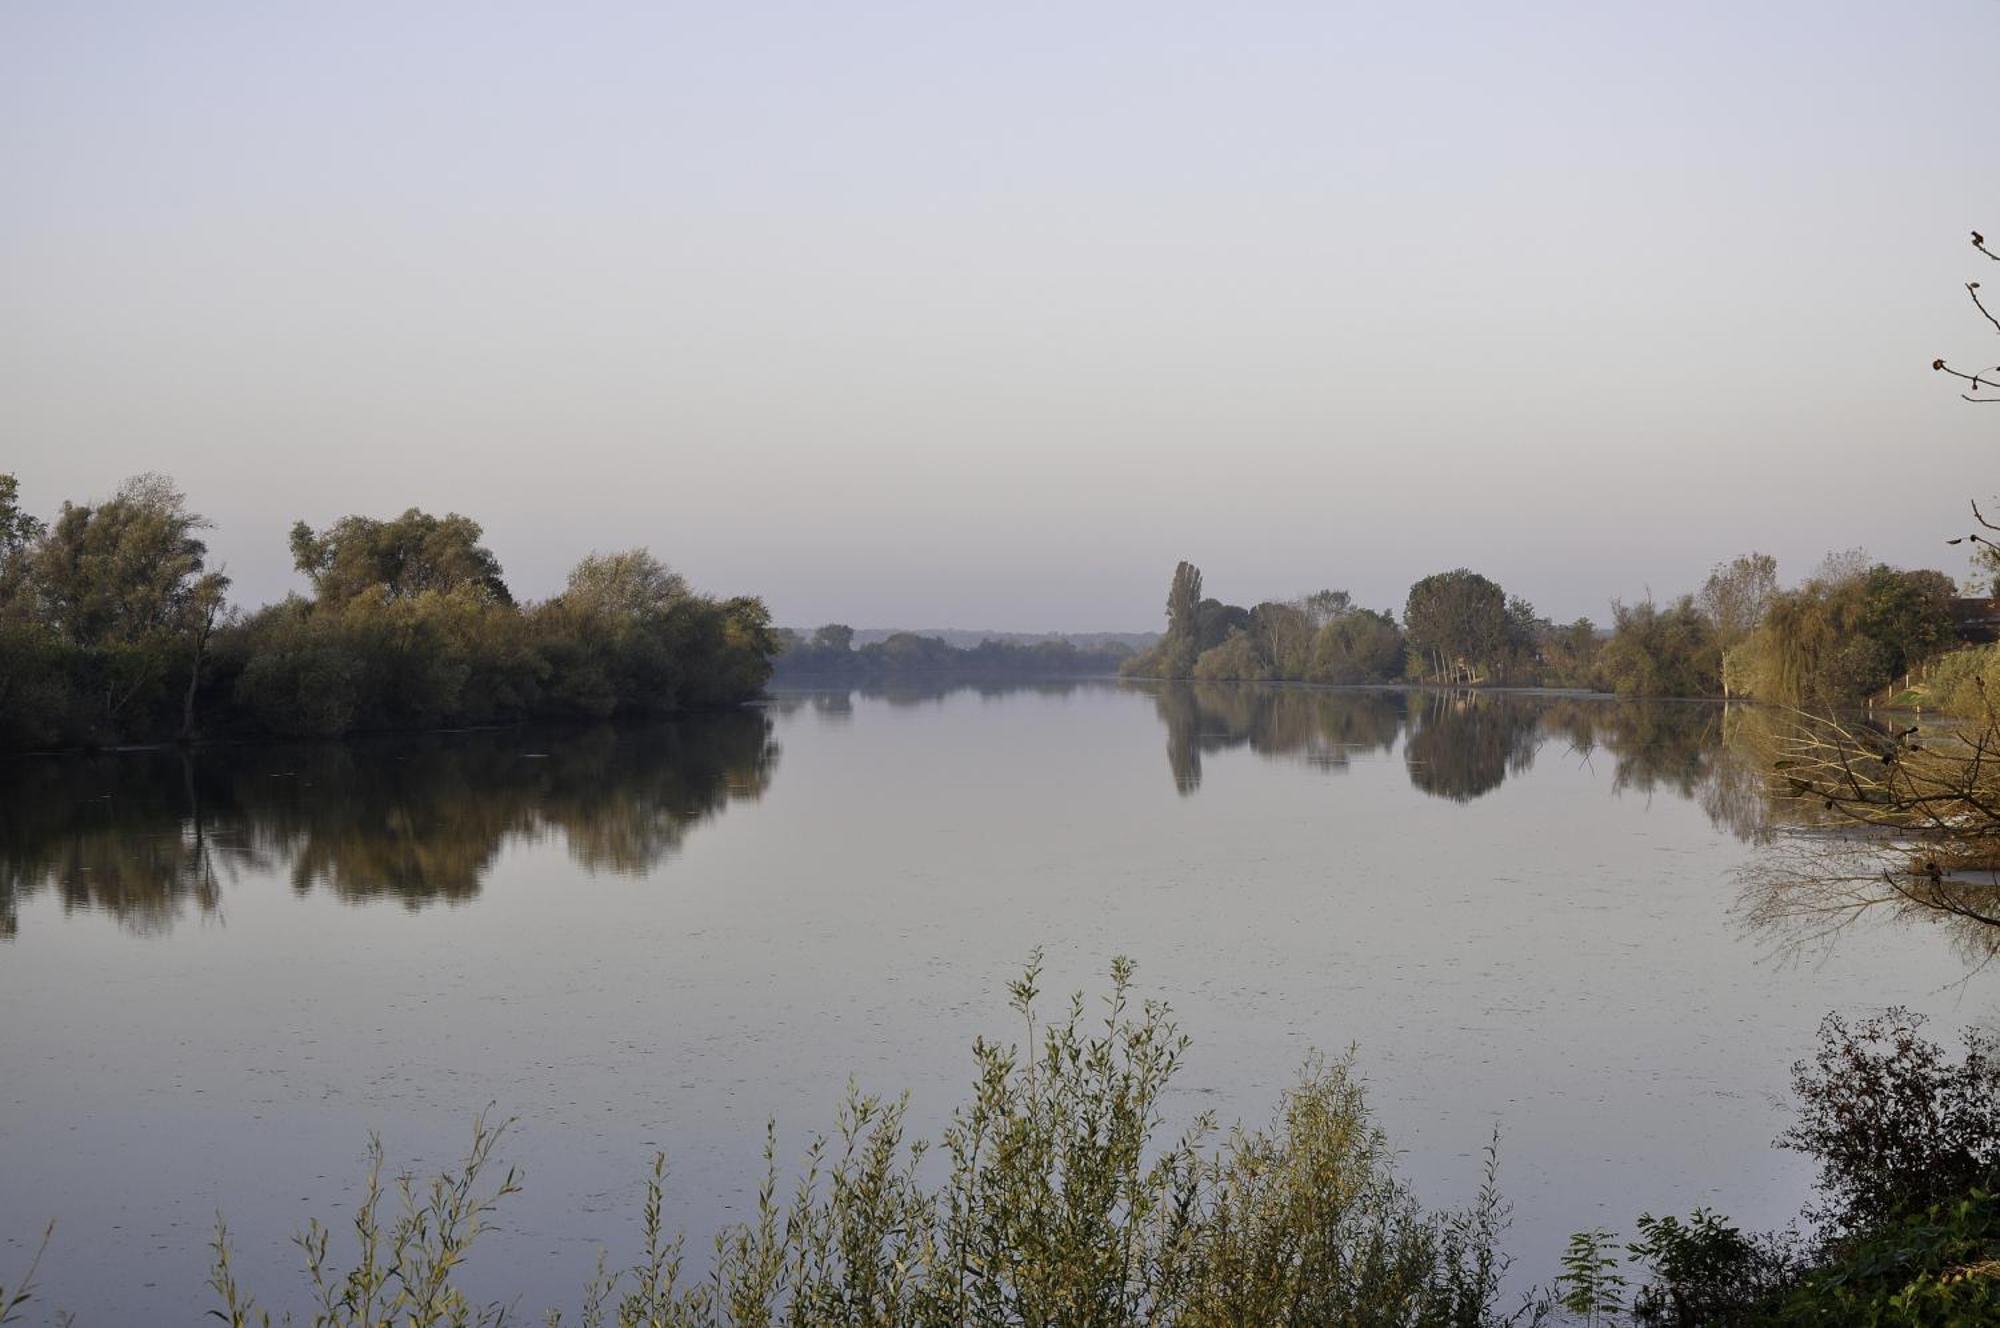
(1146, 682), (1769, 834)
(1724, 705), (2000, 970)
(19, 682), (1980, 969)
(0, 711), (777, 937)
(1142, 681), (1993, 965)
(1151, 683), (1402, 795)
(1402, 691), (1544, 803)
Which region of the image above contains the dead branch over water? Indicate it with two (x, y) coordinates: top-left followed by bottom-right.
(1739, 699), (2000, 967)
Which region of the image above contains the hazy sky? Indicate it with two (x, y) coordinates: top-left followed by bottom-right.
(6, 2), (1998, 630)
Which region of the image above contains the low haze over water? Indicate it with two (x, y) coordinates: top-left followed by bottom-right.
(0, 683), (1987, 1320)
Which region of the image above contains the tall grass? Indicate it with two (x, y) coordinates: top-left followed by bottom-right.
(207, 955), (1540, 1327)
(0, 1224), (53, 1327)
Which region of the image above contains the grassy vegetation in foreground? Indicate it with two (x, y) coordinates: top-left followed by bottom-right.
(216, 957), (1528, 1327)
(4, 965), (1998, 1326)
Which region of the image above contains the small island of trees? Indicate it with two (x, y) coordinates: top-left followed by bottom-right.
(0, 472), (776, 751)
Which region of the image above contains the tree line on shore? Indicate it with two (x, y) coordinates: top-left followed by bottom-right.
(1122, 553), (1972, 706)
(0, 473), (777, 751)
(771, 622), (1134, 680)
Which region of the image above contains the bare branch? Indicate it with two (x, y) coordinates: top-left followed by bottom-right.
(1970, 281), (2000, 336)
(1934, 359), (2000, 394)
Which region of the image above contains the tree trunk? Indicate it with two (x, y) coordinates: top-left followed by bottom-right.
(180, 643), (199, 741)
(179, 612), (214, 743)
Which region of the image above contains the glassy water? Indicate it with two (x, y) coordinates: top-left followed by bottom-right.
(0, 683), (1988, 1319)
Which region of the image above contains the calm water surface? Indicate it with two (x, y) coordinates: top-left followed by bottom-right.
(0, 683), (1990, 1319)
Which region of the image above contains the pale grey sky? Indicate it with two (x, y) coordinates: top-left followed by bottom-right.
(5, 2), (1998, 630)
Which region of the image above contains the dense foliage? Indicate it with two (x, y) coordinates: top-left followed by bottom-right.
(0, 474), (777, 749)
(1120, 553), (1968, 703)
(1124, 570), (1418, 687)
(1778, 1011), (2000, 1237)
(1564, 1010), (2000, 1326)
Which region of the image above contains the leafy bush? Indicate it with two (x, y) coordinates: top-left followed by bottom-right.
(1595, 598), (1721, 699)
(1768, 1186), (2000, 1326)
(1626, 1209), (1792, 1326)
(1554, 1008), (2000, 1326)
(1779, 1011), (2000, 1237)
(1554, 1229), (1626, 1327)
(209, 958), (1536, 1327)
(1191, 630), (1272, 681)
(1310, 609), (1408, 684)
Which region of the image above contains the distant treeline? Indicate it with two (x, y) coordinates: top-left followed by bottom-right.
(772, 624), (1133, 680)
(0, 473), (777, 751)
(1124, 552), (1972, 704)
(840, 627), (1157, 652)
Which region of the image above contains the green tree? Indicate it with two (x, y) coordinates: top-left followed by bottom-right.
(1301, 587), (1352, 628)
(1697, 552), (1778, 649)
(558, 549), (688, 621)
(1122, 561), (1208, 677)
(0, 473), (44, 591)
(1403, 569), (1508, 684)
(809, 623), (855, 652)
(1191, 630), (1271, 681)
(0, 470), (48, 636)
(1555, 1229), (1626, 1327)
(1853, 565), (1955, 678)
(1733, 559), (1955, 705)
(1596, 596), (1720, 698)
(1167, 559), (1203, 642)
(0, 474), (66, 748)
(290, 508), (512, 608)
(1780, 1010), (2000, 1236)
(1541, 618), (1600, 689)
(24, 474), (231, 737)
(1194, 597), (1252, 652)
(536, 552), (773, 717)
(1249, 600), (1313, 678)
(1308, 608), (1406, 684)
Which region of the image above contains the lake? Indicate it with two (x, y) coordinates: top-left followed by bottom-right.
(0, 682), (1988, 1320)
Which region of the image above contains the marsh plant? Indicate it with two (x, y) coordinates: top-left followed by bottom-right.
(0, 1224), (53, 1327)
(207, 955), (1536, 1327)
(210, 1120), (522, 1328)
(1552, 1230), (1624, 1328)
